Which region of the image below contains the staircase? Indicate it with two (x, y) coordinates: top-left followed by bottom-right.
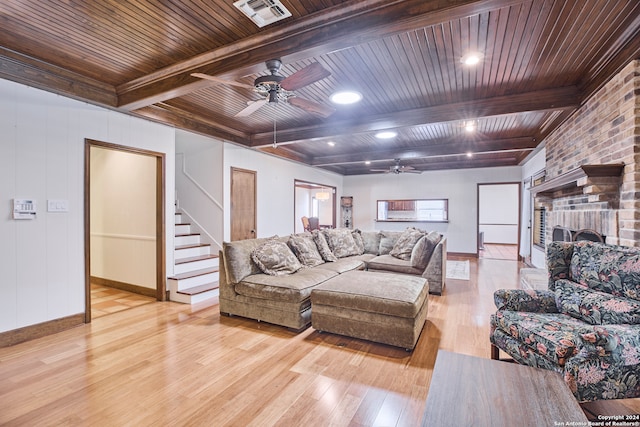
(168, 211), (220, 304)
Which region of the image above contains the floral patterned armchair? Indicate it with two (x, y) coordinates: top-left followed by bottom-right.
(490, 241), (640, 402)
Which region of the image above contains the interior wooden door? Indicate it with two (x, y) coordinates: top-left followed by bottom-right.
(230, 167), (257, 241)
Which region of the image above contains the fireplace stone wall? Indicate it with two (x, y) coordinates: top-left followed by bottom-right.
(543, 60), (640, 246)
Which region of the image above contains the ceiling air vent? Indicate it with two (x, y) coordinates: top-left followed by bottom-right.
(233, 0), (292, 28)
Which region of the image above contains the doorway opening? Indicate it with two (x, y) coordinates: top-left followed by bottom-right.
(84, 140), (166, 322)
(294, 180), (336, 233)
(477, 183), (520, 261)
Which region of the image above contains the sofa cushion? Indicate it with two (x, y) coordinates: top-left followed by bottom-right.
(555, 279), (640, 325)
(366, 254), (423, 276)
(351, 229), (366, 255)
(411, 231), (441, 270)
(288, 234), (324, 267)
(491, 310), (583, 366)
(312, 270), (428, 318)
(312, 230), (338, 262)
(378, 231), (402, 255)
(570, 241), (640, 301)
(314, 257), (367, 274)
(237, 268), (338, 303)
(251, 238), (303, 276)
(323, 228), (361, 258)
(390, 227), (424, 260)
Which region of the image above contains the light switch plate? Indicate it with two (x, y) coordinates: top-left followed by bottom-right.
(47, 199), (69, 212)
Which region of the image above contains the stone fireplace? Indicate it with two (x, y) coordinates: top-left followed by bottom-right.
(532, 60), (640, 247)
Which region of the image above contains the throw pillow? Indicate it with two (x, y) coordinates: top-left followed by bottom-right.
(555, 279), (640, 325)
(288, 234), (324, 267)
(378, 231), (402, 255)
(323, 228), (361, 258)
(312, 230), (338, 262)
(390, 227), (424, 260)
(351, 229), (365, 255)
(251, 238), (303, 276)
(411, 231), (441, 269)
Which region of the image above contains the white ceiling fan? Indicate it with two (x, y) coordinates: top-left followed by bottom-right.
(370, 159), (422, 174)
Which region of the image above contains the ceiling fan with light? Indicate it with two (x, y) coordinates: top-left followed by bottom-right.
(192, 59), (335, 118)
(371, 159), (422, 175)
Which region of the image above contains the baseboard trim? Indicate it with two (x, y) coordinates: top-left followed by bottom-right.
(91, 276), (157, 298)
(447, 251), (478, 258)
(0, 313), (85, 348)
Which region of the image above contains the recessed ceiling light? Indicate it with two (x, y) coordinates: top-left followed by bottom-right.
(327, 141), (336, 147)
(375, 131), (397, 139)
(466, 152), (473, 158)
(461, 53), (482, 66)
(464, 121), (476, 132)
(330, 90), (362, 105)
(365, 161), (371, 165)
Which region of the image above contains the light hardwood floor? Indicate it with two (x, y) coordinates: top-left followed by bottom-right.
(1, 258), (638, 425)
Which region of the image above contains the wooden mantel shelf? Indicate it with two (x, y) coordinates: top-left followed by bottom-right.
(531, 164), (624, 197)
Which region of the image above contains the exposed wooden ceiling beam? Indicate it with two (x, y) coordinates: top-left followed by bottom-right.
(311, 136), (537, 166)
(116, 0), (523, 110)
(250, 87), (580, 147)
(0, 47), (116, 107)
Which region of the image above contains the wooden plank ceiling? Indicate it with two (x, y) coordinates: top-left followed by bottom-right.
(1, 0), (639, 175)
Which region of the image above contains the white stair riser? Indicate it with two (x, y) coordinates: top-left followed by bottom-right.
(169, 288), (219, 304)
(168, 272), (219, 291)
(175, 245), (211, 259)
(175, 224), (191, 234)
(174, 258), (217, 275)
(175, 214), (182, 224)
(175, 234), (201, 246)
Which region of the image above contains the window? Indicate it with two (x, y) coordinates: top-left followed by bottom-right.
(533, 204), (546, 248)
(377, 199), (448, 222)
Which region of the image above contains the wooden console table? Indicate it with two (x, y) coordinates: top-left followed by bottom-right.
(421, 350), (587, 426)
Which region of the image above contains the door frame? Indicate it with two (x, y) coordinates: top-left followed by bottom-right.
(84, 139), (166, 323)
(476, 182), (521, 259)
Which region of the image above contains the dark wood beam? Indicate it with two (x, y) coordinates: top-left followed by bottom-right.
(250, 87), (580, 147)
(257, 146), (311, 164)
(115, 0), (524, 110)
(311, 136), (537, 166)
(0, 47), (116, 107)
(132, 105), (249, 145)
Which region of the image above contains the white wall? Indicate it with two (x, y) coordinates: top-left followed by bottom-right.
(343, 166), (522, 254)
(479, 183), (519, 244)
(521, 148), (547, 268)
(0, 78), (175, 333)
(90, 147), (157, 289)
(175, 130), (224, 250)
(223, 145), (343, 239)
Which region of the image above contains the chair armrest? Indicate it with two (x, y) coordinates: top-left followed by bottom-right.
(494, 289), (559, 313)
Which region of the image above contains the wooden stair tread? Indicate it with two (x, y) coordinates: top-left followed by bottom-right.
(175, 254), (218, 264)
(175, 223), (190, 226)
(168, 267), (219, 280)
(176, 282), (219, 296)
(175, 232), (200, 238)
(175, 243), (211, 250)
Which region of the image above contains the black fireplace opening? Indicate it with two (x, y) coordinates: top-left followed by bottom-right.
(552, 226), (604, 243)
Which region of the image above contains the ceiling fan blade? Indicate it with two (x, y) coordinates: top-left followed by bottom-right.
(370, 169), (391, 173)
(235, 99), (268, 117)
(280, 62), (331, 91)
(288, 97), (335, 118)
(191, 73), (255, 90)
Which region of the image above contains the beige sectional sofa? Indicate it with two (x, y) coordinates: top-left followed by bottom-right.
(219, 228), (446, 332)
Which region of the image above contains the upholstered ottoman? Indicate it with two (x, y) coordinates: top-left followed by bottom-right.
(311, 270), (429, 350)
